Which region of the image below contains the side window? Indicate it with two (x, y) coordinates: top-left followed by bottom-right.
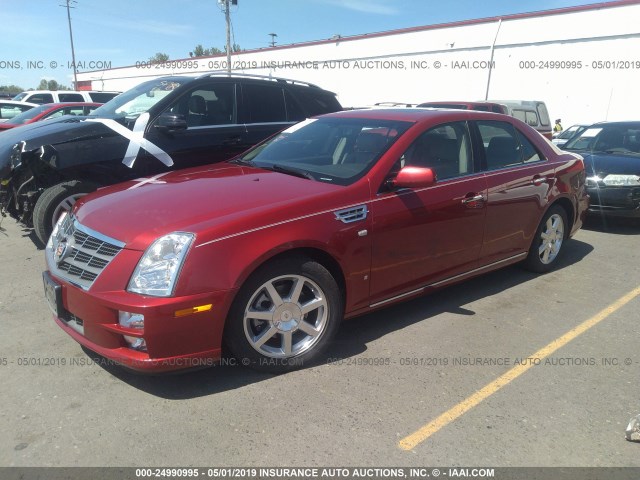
(243, 84), (287, 123)
(166, 83), (235, 127)
(27, 93), (54, 104)
(284, 90), (306, 122)
(400, 122), (473, 180)
(43, 109), (65, 119)
(515, 129), (543, 163)
(89, 92), (118, 103)
(58, 93), (84, 102)
(478, 121), (542, 169)
(536, 103), (550, 126)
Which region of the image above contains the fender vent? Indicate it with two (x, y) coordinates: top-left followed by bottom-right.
(334, 205), (368, 223)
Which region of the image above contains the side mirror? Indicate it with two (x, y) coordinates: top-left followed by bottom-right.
(155, 112), (188, 132)
(391, 166), (436, 189)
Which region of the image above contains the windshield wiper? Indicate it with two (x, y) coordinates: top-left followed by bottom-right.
(267, 164), (315, 180)
(230, 157), (256, 166)
(604, 148), (640, 156)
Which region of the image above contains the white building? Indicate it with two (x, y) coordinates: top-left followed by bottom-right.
(77, 0), (640, 127)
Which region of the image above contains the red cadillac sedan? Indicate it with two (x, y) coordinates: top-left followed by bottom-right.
(43, 109), (589, 373)
(0, 102), (101, 130)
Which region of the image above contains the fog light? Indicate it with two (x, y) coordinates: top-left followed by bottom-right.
(119, 311), (146, 351)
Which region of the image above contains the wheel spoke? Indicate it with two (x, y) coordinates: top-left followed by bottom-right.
(541, 245), (551, 263)
(289, 277), (305, 304)
(265, 283), (284, 307)
(301, 297), (326, 315)
(246, 309), (272, 321)
(282, 331), (293, 355)
(298, 321), (320, 337)
(539, 242), (548, 255)
(253, 325), (278, 348)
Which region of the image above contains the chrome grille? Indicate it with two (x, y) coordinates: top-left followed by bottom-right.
(46, 214), (125, 290)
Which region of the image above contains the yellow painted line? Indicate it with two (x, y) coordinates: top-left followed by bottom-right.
(398, 285), (640, 451)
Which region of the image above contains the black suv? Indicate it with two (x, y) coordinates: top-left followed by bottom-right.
(0, 74), (342, 243)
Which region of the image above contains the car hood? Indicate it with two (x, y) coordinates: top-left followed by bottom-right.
(74, 163), (351, 250)
(576, 151), (640, 177)
(0, 115), (130, 179)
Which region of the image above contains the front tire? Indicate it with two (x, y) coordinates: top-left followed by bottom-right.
(32, 180), (99, 244)
(224, 256), (343, 373)
(523, 205), (568, 273)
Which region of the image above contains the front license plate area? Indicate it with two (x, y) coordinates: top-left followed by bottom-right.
(43, 271), (63, 318)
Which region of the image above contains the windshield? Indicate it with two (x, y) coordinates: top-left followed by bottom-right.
(89, 77), (190, 119)
(564, 123), (640, 155)
(12, 93), (27, 101)
(556, 125), (584, 140)
(5, 104), (51, 125)
(236, 117), (413, 186)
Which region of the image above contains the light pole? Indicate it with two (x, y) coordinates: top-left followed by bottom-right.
(61, 0), (79, 89)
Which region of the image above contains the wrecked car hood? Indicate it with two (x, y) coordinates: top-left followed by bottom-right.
(0, 116), (131, 179)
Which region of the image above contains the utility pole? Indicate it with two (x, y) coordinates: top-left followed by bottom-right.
(224, 0), (231, 74)
(268, 33), (278, 48)
(61, 0), (79, 89)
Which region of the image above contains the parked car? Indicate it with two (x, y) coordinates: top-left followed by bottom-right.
(0, 102), (102, 131)
(0, 100), (38, 122)
(563, 121), (640, 217)
(418, 101), (508, 114)
(43, 108), (588, 373)
(552, 124), (588, 148)
(487, 100), (553, 139)
(12, 90), (120, 104)
(0, 74), (342, 243)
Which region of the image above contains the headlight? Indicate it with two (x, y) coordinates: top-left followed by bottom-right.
(127, 232), (194, 297)
(10, 142), (24, 170)
(46, 211), (68, 250)
(602, 174), (640, 186)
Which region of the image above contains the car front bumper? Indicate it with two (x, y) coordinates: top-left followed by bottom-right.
(586, 185), (640, 218)
(44, 270), (237, 373)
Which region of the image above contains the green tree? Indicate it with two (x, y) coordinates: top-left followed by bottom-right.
(36, 79), (71, 90)
(0, 84), (24, 94)
(149, 52), (170, 64)
(189, 44), (224, 57)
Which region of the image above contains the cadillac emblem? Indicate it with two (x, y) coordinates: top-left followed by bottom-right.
(54, 240), (70, 265)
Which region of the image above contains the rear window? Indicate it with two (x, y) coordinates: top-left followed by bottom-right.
(293, 89), (342, 117)
(243, 84), (287, 123)
(512, 109), (539, 127)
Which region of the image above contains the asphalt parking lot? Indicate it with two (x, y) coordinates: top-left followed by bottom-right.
(1, 216), (639, 467)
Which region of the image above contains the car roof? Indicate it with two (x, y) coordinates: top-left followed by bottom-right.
(589, 121), (640, 128)
(324, 107), (508, 122)
(38, 102), (103, 109)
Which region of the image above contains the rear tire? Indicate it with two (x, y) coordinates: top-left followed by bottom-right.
(224, 255), (343, 373)
(523, 205), (568, 273)
(33, 180), (99, 244)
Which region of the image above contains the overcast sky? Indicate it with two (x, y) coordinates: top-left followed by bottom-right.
(1, 0), (607, 89)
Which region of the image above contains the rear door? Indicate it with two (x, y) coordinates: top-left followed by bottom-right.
(472, 120), (555, 265)
(369, 121), (487, 303)
(239, 83), (294, 147)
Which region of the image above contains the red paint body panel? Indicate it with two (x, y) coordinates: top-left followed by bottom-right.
(46, 109), (588, 372)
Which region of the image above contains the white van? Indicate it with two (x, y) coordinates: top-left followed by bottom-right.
(488, 100), (552, 139)
(12, 90), (120, 104)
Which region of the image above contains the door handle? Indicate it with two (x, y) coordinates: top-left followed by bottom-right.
(531, 176), (547, 186)
(223, 136), (242, 145)
(462, 194), (485, 208)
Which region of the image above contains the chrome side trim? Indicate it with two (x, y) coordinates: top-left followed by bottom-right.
(369, 287), (426, 308)
(368, 252), (527, 308)
(429, 253), (527, 288)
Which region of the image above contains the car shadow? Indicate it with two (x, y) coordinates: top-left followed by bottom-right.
(93, 237), (594, 399)
(583, 215), (640, 235)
